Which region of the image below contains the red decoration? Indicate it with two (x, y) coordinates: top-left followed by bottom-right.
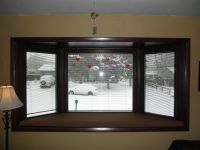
(75, 57), (80, 62)
(105, 57), (110, 61)
(88, 64), (92, 69)
(125, 64), (130, 68)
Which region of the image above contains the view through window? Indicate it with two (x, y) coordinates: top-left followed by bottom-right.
(68, 53), (133, 112)
(26, 52), (56, 117)
(144, 52), (175, 117)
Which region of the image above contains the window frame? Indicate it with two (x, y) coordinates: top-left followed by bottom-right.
(11, 37), (190, 132)
(26, 51), (57, 117)
(143, 48), (175, 117)
(66, 48), (135, 113)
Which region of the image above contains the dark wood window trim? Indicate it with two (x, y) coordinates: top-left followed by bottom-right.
(11, 37), (190, 132)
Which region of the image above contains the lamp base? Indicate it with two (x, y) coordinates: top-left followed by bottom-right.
(2, 110), (10, 150)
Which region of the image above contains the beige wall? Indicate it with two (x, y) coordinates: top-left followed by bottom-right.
(0, 14), (200, 150)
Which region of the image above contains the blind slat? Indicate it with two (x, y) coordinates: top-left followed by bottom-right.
(68, 53), (133, 112)
(26, 52), (56, 117)
(145, 52), (175, 117)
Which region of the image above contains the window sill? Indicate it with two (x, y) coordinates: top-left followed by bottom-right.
(14, 113), (185, 132)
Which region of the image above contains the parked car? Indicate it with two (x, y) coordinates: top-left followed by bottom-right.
(68, 84), (98, 95)
(40, 75), (55, 88)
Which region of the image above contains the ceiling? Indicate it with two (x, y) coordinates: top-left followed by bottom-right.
(0, 0), (200, 16)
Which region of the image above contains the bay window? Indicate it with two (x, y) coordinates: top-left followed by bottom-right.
(11, 37), (190, 131)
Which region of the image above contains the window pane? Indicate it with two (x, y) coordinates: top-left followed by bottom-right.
(68, 53), (133, 112)
(145, 52), (174, 117)
(26, 52), (56, 117)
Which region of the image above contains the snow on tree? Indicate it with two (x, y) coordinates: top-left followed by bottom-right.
(68, 53), (133, 88)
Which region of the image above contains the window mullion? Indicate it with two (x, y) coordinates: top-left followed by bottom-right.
(134, 48), (145, 113)
(56, 48), (67, 113)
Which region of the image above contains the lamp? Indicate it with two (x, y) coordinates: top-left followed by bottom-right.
(0, 85), (23, 150)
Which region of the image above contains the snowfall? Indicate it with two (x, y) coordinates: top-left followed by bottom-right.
(26, 80), (174, 117)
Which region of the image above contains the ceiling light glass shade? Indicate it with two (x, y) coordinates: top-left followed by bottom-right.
(0, 86), (23, 111)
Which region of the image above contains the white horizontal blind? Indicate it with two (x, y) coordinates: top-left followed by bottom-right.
(68, 53), (133, 112)
(145, 52), (175, 117)
(26, 52), (56, 117)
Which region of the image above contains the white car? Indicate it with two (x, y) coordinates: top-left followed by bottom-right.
(68, 84), (98, 95)
(40, 75), (55, 88)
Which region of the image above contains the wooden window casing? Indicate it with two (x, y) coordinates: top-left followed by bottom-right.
(11, 37), (190, 132)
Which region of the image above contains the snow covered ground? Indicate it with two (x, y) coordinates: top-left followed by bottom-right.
(68, 81), (132, 111)
(26, 80), (56, 117)
(26, 80), (174, 117)
(145, 85), (174, 117)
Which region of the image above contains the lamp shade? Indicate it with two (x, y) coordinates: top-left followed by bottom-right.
(0, 86), (23, 111)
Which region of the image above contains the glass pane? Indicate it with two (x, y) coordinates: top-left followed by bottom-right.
(145, 52), (174, 117)
(26, 52), (56, 117)
(68, 53), (133, 112)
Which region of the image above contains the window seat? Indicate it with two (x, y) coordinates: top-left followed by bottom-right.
(17, 113), (184, 131)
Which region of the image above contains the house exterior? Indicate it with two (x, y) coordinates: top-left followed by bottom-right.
(38, 64), (55, 76)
